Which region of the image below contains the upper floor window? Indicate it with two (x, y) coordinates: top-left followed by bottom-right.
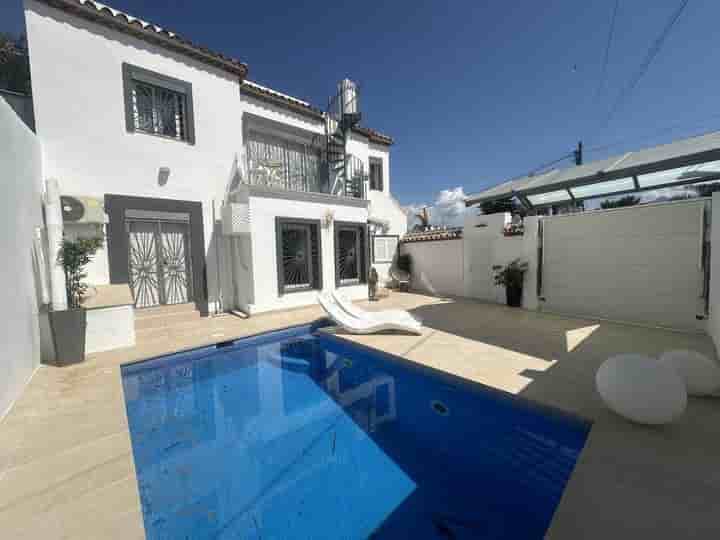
(369, 157), (384, 191)
(122, 63), (195, 144)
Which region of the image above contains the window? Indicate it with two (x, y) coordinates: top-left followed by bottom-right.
(372, 235), (399, 263)
(246, 132), (321, 192)
(122, 63), (195, 144)
(369, 157), (384, 191)
(335, 222), (367, 286)
(276, 218), (322, 294)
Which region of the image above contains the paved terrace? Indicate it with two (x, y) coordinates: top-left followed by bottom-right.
(1, 293), (718, 539)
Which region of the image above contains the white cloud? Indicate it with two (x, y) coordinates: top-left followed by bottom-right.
(403, 186), (467, 229)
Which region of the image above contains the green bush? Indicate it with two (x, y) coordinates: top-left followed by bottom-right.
(57, 237), (104, 309)
(396, 253), (412, 272)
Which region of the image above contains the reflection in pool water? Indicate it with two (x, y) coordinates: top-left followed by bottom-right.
(121, 322), (590, 539)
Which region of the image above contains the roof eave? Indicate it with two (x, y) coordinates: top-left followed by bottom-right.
(35, 0), (248, 78)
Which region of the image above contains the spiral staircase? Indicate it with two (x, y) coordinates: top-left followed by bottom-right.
(320, 80), (368, 198)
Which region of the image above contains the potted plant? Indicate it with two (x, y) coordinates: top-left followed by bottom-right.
(48, 236), (103, 365)
(494, 259), (528, 307)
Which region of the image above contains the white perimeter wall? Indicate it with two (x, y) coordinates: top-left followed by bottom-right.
(401, 240), (464, 297)
(0, 98), (43, 419)
(24, 0), (244, 309)
(463, 211), (540, 310)
(244, 193), (369, 314)
(707, 193), (720, 349)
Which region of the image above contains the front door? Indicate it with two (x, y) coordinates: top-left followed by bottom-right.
(128, 220), (193, 308)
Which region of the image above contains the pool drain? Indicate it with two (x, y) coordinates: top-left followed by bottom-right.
(431, 400), (450, 416)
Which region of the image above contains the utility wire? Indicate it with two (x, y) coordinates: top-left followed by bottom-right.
(587, 115), (720, 155)
(593, 0), (620, 104)
(604, 0), (689, 126)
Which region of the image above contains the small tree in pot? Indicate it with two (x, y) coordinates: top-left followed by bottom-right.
(49, 236), (103, 365)
(494, 259), (528, 307)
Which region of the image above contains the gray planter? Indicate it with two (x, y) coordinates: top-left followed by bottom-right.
(48, 309), (87, 366)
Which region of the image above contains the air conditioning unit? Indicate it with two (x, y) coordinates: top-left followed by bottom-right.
(60, 195), (107, 224)
(222, 203), (251, 235)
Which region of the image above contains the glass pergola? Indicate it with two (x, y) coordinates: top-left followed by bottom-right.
(466, 132), (720, 210)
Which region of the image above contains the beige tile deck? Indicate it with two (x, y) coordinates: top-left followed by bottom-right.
(1, 292), (719, 539)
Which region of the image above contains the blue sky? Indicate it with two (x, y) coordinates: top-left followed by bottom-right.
(2, 1), (716, 207)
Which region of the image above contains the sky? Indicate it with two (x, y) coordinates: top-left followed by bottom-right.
(2, 0), (718, 211)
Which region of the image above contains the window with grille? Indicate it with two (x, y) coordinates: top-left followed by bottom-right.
(334, 222), (367, 287)
(122, 63), (195, 144)
(372, 235), (399, 263)
(369, 157), (384, 191)
(276, 218), (322, 294)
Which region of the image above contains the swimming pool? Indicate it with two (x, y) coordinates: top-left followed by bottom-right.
(121, 321), (590, 539)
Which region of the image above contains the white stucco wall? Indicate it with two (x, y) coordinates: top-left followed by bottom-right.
(0, 98), (43, 420)
(25, 0), (244, 310)
(462, 211), (539, 309)
(401, 240), (464, 297)
(708, 194), (720, 351)
(244, 192), (369, 314)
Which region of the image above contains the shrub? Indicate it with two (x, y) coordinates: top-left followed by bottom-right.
(396, 253), (412, 272)
(57, 237), (104, 309)
(493, 259), (528, 289)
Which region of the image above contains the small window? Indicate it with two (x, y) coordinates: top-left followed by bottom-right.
(335, 222), (367, 287)
(372, 235), (399, 263)
(276, 218), (321, 294)
(122, 63), (195, 144)
(369, 157), (384, 191)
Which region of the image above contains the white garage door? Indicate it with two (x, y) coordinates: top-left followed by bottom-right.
(540, 200), (706, 331)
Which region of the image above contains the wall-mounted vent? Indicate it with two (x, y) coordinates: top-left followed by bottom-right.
(221, 203), (251, 235)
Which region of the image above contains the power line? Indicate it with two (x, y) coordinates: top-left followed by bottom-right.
(604, 0), (689, 126)
(587, 115), (720, 155)
(593, 0), (620, 104)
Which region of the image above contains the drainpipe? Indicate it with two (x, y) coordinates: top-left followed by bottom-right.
(44, 178), (67, 311)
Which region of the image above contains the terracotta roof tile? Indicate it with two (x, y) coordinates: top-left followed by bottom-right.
(401, 227), (463, 243)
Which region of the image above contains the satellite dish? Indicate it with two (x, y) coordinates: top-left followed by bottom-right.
(60, 196), (85, 222)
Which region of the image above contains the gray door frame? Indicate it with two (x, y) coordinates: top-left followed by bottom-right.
(105, 194), (208, 315)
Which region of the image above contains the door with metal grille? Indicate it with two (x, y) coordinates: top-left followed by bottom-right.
(128, 219), (193, 308)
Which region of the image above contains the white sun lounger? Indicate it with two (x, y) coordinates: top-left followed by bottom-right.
(317, 293), (422, 335)
(330, 290), (421, 326)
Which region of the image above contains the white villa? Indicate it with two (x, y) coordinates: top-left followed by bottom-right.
(23, 0), (406, 318)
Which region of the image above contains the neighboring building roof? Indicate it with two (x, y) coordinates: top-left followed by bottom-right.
(466, 131), (720, 206)
(241, 81), (394, 145)
(402, 227), (463, 243)
(33, 0), (248, 77)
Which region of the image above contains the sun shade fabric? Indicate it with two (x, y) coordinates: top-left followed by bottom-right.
(570, 177), (635, 199)
(637, 159), (720, 188)
(526, 189), (571, 206)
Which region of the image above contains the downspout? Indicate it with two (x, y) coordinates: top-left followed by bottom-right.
(44, 178), (67, 311)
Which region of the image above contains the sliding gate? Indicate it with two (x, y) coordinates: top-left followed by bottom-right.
(538, 200), (707, 331)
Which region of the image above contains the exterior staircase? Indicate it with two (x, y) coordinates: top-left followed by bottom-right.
(134, 303), (202, 342)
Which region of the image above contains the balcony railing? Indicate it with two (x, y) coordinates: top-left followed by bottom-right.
(242, 147), (367, 199)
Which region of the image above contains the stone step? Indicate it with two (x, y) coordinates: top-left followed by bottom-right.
(134, 308), (202, 331)
(134, 302), (197, 318)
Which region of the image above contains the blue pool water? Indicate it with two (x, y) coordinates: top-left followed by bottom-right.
(121, 321), (590, 539)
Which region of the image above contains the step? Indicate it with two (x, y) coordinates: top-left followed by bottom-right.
(135, 302), (197, 318)
(134, 308), (202, 331)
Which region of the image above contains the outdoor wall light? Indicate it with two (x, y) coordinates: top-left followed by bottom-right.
(158, 167), (171, 186)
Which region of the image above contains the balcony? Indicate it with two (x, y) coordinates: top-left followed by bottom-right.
(242, 145), (367, 199)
